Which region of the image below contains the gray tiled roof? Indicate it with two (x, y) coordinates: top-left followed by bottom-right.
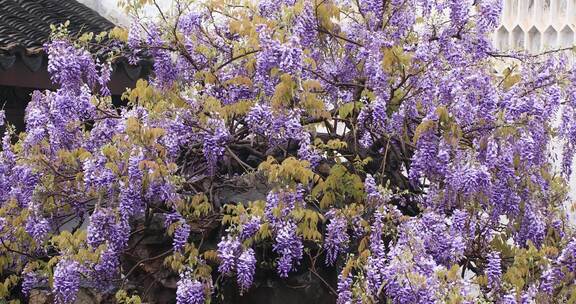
(0, 0), (115, 51)
(0, 0), (147, 82)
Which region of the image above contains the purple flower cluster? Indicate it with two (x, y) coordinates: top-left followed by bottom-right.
(217, 235), (242, 275)
(293, 1), (316, 48)
(256, 26), (303, 93)
(176, 272), (206, 304)
(364, 174), (383, 204)
(324, 213), (349, 265)
(86, 205), (131, 277)
(236, 248), (256, 293)
(216, 235), (257, 291)
(365, 210), (387, 295)
(359, 0), (384, 28)
(127, 22), (143, 64)
(264, 187), (306, 277)
(52, 259), (81, 304)
(486, 251), (502, 290)
(273, 221), (303, 278)
(245, 104), (273, 136)
(25, 213), (50, 244)
(477, 0), (503, 32)
(516, 206), (546, 248)
(146, 24), (178, 88)
(8, 165), (39, 208)
(541, 239), (576, 293)
(2, 0), (576, 302)
(379, 227), (440, 303)
(239, 216), (261, 241)
(45, 39), (97, 91)
(363, 210), (475, 302)
(258, 0), (296, 18)
(202, 118), (230, 175)
(358, 97), (388, 148)
(336, 272), (353, 304)
(173, 221), (191, 252)
(448, 0), (472, 27)
(246, 103), (322, 167)
(446, 163), (491, 199)
(265, 187), (305, 226)
(409, 130), (449, 184)
(93, 247), (120, 286)
(22, 274), (35, 295)
(22, 272), (47, 296)
(420, 212), (466, 266)
(119, 149), (145, 220)
(178, 12), (203, 35)
(87, 208), (116, 248)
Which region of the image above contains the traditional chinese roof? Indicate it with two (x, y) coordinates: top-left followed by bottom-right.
(0, 0), (114, 49)
(0, 0), (146, 90)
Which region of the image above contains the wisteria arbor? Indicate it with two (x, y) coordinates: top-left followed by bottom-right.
(1, 0), (576, 303)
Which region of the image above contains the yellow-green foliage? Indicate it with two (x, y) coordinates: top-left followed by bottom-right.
(312, 164), (364, 209)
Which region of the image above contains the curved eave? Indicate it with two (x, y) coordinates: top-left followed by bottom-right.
(0, 46), (151, 95)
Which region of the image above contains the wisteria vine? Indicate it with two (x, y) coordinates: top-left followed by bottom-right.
(0, 0), (575, 303)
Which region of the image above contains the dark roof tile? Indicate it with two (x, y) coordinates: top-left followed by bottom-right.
(0, 0), (150, 83)
(0, 0), (115, 49)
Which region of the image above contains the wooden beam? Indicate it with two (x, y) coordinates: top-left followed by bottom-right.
(0, 60), (140, 95)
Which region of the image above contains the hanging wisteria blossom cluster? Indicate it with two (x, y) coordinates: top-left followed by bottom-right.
(1, 0), (576, 303)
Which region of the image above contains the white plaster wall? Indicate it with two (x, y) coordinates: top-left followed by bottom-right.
(77, 0), (176, 26)
(494, 0), (576, 53)
(76, 0), (130, 26)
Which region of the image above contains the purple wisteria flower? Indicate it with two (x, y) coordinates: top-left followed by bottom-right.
(364, 174), (383, 204)
(176, 272), (206, 304)
(24, 201), (51, 244)
(217, 235), (242, 275)
(336, 272), (353, 304)
(2, 0), (576, 302)
(52, 259), (81, 304)
(365, 210), (387, 295)
(173, 221), (191, 252)
(119, 149), (145, 219)
(324, 213), (349, 265)
(93, 247), (120, 286)
(203, 118), (230, 175)
(240, 216), (261, 241)
(273, 221), (303, 277)
(45, 39), (97, 90)
(486, 251), (502, 290)
(22, 272), (47, 296)
(87, 208), (116, 248)
(236, 248), (256, 293)
(246, 104), (273, 136)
